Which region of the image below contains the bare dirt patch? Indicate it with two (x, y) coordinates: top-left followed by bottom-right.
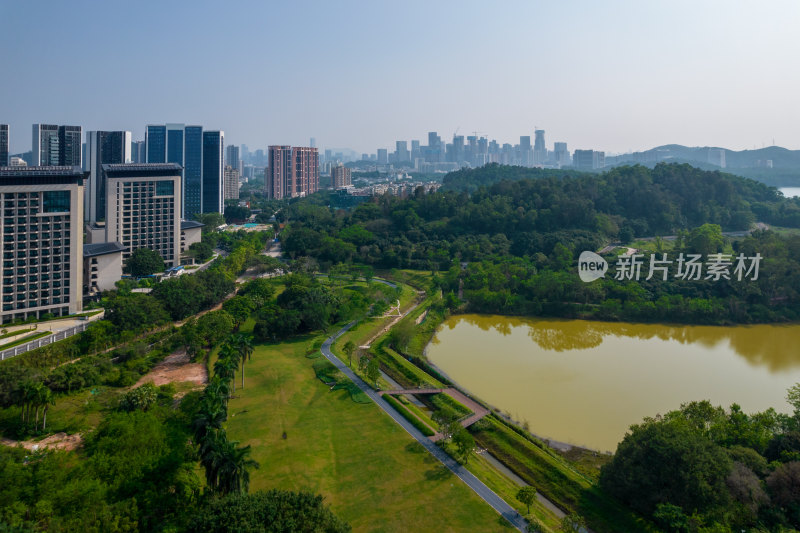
(1, 432), (83, 452)
(136, 350), (208, 388)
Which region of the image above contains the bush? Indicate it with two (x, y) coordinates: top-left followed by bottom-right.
(119, 382), (158, 411)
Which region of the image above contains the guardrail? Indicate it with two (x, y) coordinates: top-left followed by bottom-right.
(0, 322), (89, 361)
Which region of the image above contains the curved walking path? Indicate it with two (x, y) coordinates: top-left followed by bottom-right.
(321, 321), (528, 532)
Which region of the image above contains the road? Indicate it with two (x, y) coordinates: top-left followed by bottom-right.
(320, 322), (529, 532)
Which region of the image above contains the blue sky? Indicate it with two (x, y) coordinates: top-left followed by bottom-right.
(2, 0), (799, 155)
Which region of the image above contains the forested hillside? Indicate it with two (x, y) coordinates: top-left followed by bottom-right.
(282, 163), (800, 323)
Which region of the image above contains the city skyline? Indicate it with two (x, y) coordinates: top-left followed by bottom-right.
(2, 1), (799, 155)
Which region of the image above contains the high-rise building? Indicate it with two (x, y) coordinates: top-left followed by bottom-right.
(225, 144), (241, 174)
(534, 129), (546, 164)
(573, 149), (605, 170)
(0, 125), (8, 166)
(166, 124), (185, 168)
(31, 124), (82, 167)
(377, 148), (388, 164)
(292, 146), (318, 197)
(267, 146), (291, 200)
(266, 146), (319, 199)
(183, 126), (203, 217)
(332, 163), (351, 188)
(131, 141), (145, 163)
(554, 142), (570, 166)
(58, 126), (82, 167)
(32, 124), (60, 166)
(223, 165), (240, 200)
(103, 163), (182, 268)
(0, 166), (85, 322)
(202, 131), (224, 213)
(85, 131), (132, 223)
(395, 141), (409, 163)
(145, 125), (167, 163)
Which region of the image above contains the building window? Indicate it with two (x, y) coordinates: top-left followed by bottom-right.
(155, 181), (174, 196)
(42, 191), (70, 213)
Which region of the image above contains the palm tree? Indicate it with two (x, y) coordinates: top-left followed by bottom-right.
(199, 429), (228, 492)
(205, 377), (231, 407)
(193, 397), (228, 441)
(216, 441), (259, 495)
(19, 381), (38, 425)
(234, 334), (254, 389)
(214, 350), (238, 393)
(39, 387), (55, 432)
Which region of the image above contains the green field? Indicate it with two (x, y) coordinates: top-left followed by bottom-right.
(224, 334), (514, 532)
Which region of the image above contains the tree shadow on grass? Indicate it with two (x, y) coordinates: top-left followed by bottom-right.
(424, 464), (451, 481)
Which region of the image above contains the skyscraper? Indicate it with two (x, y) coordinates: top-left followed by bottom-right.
(166, 124), (185, 168)
(554, 142), (570, 166)
(202, 131), (224, 213)
(32, 124), (60, 166)
(395, 141), (409, 163)
(519, 136), (532, 167)
(58, 126), (82, 167)
(225, 144), (241, 174)
(184, 126), (203, 217)
(534, 129), (546, 164)
(131, 141), (145, 163)
(377, 148), (388, 164)
(0, 166), (85, 322)
(85, 131), (132, 223)
(145, 125), (166, 163)
(0, 125), (8, 166)
(31, 124), (82, 167)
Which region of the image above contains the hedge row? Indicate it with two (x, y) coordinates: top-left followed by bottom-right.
(383, 394), (435, 437)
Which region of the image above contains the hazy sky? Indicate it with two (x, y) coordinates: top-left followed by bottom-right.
(2, 0), (799, 155)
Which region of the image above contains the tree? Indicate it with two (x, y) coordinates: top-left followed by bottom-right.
(652, 503), (690, 533)
(222, 296), (256, 327)
(189, 241), (214, 263)
(516, 486), (537, 515)
(452, 428), (474, 464)
(560, 513), (587, 532)
(186, 490), (351, 533)
(125, 248), (166, 277)
(686, 223), (724, 256)
(366, 358), (380, 386)
(389, 320), (415, 352)
(119, 382), (158, 412)
(38, 386), (55, 431)
(599, 418), (732, 516)
(343, 341), (356, 368)
(234, 334), (254, 389)
(239, 277), (275, 306)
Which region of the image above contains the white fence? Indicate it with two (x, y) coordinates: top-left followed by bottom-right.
(0, 322), (89, 361)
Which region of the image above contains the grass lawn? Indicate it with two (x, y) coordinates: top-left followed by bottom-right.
(225, 334), (514, 532)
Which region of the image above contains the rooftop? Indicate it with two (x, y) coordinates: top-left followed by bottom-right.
(84, 242), (127, 258)
(103, 163), (183, 178)
(180, 220), (205, 230)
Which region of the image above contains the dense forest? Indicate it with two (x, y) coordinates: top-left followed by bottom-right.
(281, 163), (800, 323)
(600, 390), (800, 532)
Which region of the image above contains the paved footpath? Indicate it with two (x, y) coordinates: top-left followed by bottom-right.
(321, 321), (528, 532)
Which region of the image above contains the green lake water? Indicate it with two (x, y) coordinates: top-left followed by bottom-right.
(426, 315), (800, 451)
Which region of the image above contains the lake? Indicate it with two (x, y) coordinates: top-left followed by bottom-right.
(426, 315), (800, 451)
(780, 187), (800, 198)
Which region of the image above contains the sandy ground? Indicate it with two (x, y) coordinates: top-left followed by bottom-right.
(1, 432), (83, 452)
(135, 350), (208, 388)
